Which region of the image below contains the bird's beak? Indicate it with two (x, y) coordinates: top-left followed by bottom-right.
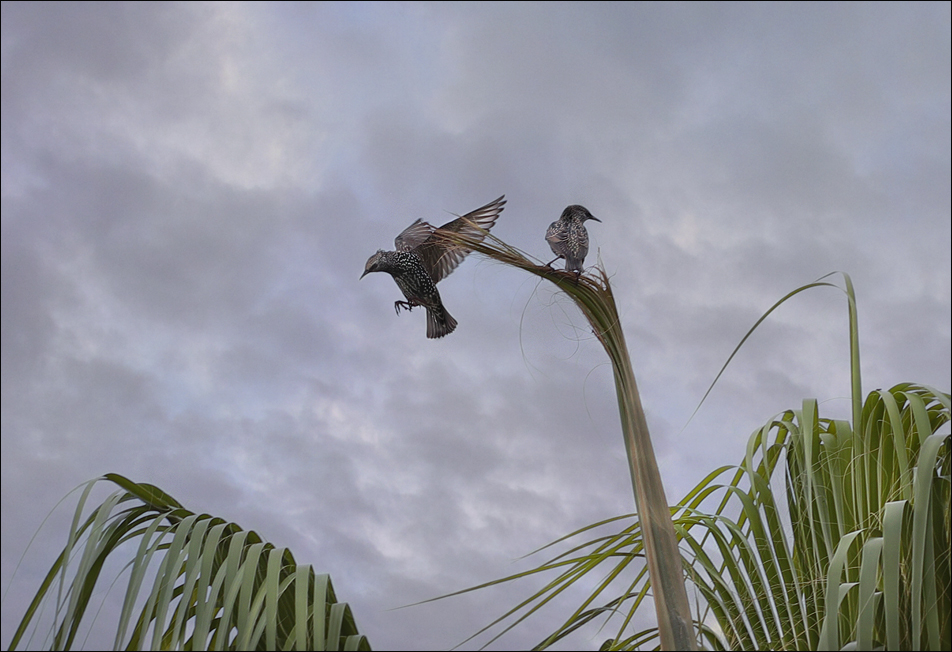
(590, 215), (602, 222)
(360, 270), (368, 279)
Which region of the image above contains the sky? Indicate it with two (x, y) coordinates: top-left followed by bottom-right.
(2, 2), (950, 650)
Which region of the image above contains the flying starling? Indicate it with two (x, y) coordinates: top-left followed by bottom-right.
(361, 195), (506, 339)
(545, 204), (601, 274)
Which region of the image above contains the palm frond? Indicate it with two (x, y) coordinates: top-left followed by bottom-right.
(445, 230), (697, 650)
(436, 245), (949, 651)
(8, 473), (371, 651)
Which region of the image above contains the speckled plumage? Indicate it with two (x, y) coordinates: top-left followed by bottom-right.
(545, 205), (601, 274)
(361, 195), (506, 338)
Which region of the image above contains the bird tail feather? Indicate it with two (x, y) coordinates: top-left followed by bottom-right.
(426, 306), (457, 339)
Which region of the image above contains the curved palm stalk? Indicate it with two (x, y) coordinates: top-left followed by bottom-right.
(8, 473), (371, 651)
(443, 230), (696, 650)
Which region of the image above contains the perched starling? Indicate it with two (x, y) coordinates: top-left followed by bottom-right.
(361, 195), (506, 338)
(545, 205), (601, 274)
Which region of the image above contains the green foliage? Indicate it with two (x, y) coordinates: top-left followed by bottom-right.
(8, 473), (371, 651)
(439, 265), (950, 651)
(685, 383), (950, 651)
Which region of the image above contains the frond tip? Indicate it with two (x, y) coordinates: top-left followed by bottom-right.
(444, 229), (618, 343)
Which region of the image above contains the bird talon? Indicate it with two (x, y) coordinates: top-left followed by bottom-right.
(394, 300), (415, 315)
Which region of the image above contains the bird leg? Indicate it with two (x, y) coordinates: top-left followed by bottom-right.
(544, 255), (563, 268)
(394, 300), (418, 315)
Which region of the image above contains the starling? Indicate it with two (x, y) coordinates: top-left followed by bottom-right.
(545, 204), (601, 274)
(361, 195), (506, 338)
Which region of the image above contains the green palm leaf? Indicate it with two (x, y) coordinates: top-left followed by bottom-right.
(8, 473), (371, 651)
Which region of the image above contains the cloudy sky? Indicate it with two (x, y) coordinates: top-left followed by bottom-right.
(2, 2), (949, 650)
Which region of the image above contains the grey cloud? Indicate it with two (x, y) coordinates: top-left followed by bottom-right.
(3, 4), (949, 651)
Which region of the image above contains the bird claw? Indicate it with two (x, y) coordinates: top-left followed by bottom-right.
(394, 300), (415, 315)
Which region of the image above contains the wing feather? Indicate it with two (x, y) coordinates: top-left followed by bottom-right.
(394, 218), (436, 252)
(414, 195), (506, 283)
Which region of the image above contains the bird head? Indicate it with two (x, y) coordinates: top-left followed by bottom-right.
(562, 205), (601, 223)
(361, 250), (385, 279)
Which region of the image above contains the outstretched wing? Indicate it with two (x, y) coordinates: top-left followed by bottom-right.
(394, 218), (436, 252)
(414, 195), (506, 283)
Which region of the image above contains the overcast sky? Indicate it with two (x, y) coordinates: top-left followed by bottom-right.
(2, 2), (950, 650)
